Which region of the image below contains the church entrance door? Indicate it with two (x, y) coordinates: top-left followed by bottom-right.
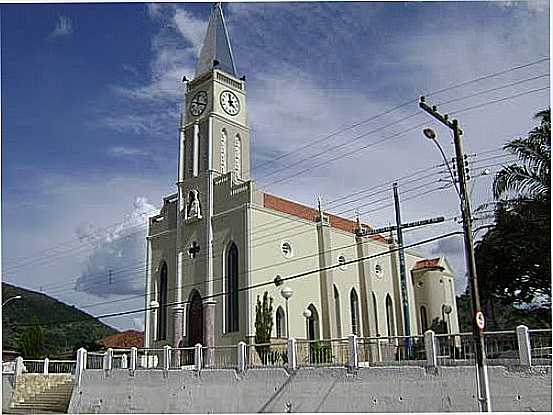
(188, 290), (204, 347)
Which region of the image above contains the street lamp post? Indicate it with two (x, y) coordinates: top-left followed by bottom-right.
(419, 96), (491, 412)
(281, 287), (294, 338)
(2, 295), (22, 307)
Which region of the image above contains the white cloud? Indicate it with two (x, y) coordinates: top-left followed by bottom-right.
(50, 16), (73, 38)
(108, 146), (150, 159)
(74, 197), (158, 298)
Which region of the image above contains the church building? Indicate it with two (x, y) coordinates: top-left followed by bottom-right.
(144, 4), (460, 350)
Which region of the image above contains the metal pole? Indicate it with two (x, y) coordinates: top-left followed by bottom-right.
(451, 121), (491, 412)
(393, 182), (413, 356)
(285, 298), (290, 338)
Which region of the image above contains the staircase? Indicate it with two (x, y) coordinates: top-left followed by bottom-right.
(8, 374), (74, 414)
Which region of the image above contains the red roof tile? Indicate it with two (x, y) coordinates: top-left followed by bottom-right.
(263, 193), (388, 244)
(100, 330), (144, 349)
(413, 258), (444, 271)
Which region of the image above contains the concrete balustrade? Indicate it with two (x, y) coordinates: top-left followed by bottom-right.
(424, 330), (437, 367)
(287, 338), (297, 370)
(348, 334), (358, 369)
(194, 344), (203, 371)
(516, 325), (531, 366)
(237, 342), (247, 373)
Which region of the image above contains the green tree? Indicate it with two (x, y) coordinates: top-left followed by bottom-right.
(255, 291), (274, 344)
(493, 109), (550, 200)
(475, 109), (551, 327)
(18, 318), (44, 358)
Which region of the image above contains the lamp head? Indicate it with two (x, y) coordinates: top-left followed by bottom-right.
(280, 286), (294, 300)
(443, 304), (453, 315)
(423, 128), (437, 140)
(303, 309), (312, 319)
(150, 300), (160, 308)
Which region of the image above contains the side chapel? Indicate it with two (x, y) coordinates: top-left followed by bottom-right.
(144, 4), (460, 349)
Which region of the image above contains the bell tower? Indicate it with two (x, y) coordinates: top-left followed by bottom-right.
(174, 2), (249, 349)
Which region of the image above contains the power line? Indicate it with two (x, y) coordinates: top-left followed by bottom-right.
(7, 230), (463, 328)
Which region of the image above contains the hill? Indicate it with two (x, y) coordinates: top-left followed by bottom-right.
(2, 282), (118, 357)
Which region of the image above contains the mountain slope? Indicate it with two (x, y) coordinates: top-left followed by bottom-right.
(2, 282), (118, 357)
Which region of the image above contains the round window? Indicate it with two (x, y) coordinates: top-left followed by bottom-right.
(338, 255), (347, 271)
(281, 241), (293, 258)
(374, 263), (384, 279)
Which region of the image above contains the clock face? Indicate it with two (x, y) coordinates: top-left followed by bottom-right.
(220, 90), (240, 116)
(189, 91), (208, 116)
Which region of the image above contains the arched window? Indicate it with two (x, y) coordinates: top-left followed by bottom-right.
(234, 134), (242, 179)
(307, 304), (320, 340)
(334, 285), (342, 338)
(226, 243), (239, 332)
(350, 289), (360, 336)
(276, 306), (285, 338)
(221, 129), (227, 173)
(385, 294), (395, 337)
(372, 292), (379, 336)
(157, 262), (168, 340)
(420, 305), (429, 333)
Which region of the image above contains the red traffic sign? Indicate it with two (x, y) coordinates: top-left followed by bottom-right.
(475, 311), (485, 330)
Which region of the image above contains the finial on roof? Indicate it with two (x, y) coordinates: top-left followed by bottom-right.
(195, 2), (237, 77)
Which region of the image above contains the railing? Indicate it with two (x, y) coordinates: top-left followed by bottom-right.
(358, 335), (426, 366)
(202, 346), (237, 369)
(21, 360), (43, 373)
(484, 331), (519, 365)
(435, 333), (476, 366)
(68, 326), (551, 374)
(137, 348), (164, 370)
(529, 329), (552, 364)
(169, 347), (195, 369)
(296, 339), (349, 367)
(86, 352), (105, 370)
(112, 349), (131, 369)
(2, 361), (16, 374)
(246, 342), (288, 368)
(48, 360), (76, 374)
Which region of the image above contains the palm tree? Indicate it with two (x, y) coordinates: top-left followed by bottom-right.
(493, 109), (550, 201)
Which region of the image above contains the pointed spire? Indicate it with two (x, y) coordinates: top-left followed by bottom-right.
(195, 3), (237, 78)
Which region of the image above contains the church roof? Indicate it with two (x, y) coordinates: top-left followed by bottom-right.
(263, 193), (388, 244)
(195, 3), (237, 78)
(413, 257), (444, 271)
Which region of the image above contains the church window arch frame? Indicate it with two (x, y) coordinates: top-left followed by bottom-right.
(234, 134), (242, 179)
(420, 304), (429, 334)
(385, 294), (395, 337)
(156, 261), (169, 341)
(220, 128), (227, 174)
(275, 306), (286, 338)
(350, 288), (360, 336)
(372, 292), (380, 336)
(306, 304), (320, 341)
(333, 285), (342, 338)
(225, 241), (240, 333)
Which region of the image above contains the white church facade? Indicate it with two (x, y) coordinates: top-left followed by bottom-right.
(144, 4), (460, 350)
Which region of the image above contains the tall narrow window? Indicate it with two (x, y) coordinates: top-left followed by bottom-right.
(350, 288), (360, 336)
(334, 285), (342, 338)
(420, 305), (429, 333)
(372, 292), (379, 336)
(234, 134), (242, 179)
(385, 294), (395, 337)
(157, 262), (168, 340)
(276, 306), (285, 338)
(226, 243), (239, 332)
(221, 129), (227, 174)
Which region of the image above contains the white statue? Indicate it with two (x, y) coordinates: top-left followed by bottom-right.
(187, 190), (201, 219)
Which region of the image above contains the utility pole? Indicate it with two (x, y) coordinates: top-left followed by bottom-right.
(362, 205), (444, 346)
(393, 182), (411, 347)
(419, 96), (491, 412)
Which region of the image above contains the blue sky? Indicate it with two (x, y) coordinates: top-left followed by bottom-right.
(1, 1), (550, 331)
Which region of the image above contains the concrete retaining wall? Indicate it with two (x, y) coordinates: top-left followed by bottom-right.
(68, 365), (551, 413)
